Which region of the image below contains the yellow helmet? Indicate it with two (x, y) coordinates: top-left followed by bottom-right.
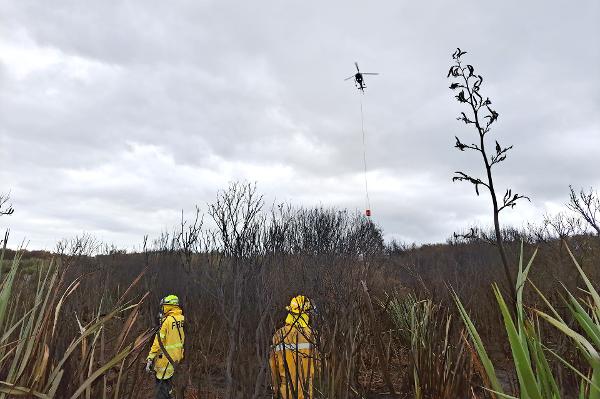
(160, 294), (180, 307)
(286, 295), (311, 314)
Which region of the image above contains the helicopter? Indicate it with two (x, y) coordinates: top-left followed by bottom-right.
(344, 62), (379, 92)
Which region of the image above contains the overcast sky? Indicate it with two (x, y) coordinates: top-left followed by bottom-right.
(1, 0), (599, 250)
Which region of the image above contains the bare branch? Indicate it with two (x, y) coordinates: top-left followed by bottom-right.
(543, 211), (585, 239)
(498, 188), (530, 213)
(568, 185), (600, 236)
(454, 136), (481, 152)
(452, 172), (489, 196)
(0, 192), (14, 216)
(490, 142), (513, 166)
(456, 112), (475, 125)
(451, 226), (496, 246)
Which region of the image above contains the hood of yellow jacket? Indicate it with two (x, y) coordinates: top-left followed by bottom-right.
(285, 312), (309, 328)
(162, 304), (183, 317)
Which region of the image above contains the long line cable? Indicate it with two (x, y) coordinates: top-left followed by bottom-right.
(360, 97), (371, 215)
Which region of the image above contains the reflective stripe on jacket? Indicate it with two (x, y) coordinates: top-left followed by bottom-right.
(147, 305), (185, 380)
(269, 323), (318, 399)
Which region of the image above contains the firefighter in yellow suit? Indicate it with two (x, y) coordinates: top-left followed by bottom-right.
(146, 295), (185, 399)
(270, 295), (318, 399)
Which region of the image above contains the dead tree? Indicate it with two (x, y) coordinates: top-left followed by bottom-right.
(208, 182), (265, 399)
(543, 211), (584, 240)
(176, 206), (204, 272)
(447, 48), (529, 297)
(568, 186), (600, 236)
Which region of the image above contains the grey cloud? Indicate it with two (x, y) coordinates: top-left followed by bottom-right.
(1, 0), (598, 248)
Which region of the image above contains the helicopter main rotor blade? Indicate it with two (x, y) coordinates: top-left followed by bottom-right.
(354, 62), (360, 72)
(361, 72), (379, 75)
(344, 75), (355, 81)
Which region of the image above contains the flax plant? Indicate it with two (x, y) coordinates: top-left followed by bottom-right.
(387, 293), (472, 398)
(455, 242), (600, 398)
(0, 235), (151, 398)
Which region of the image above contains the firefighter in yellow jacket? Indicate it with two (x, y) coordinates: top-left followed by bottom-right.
(270, 295), (318, 399)
(146, 295), (185, 399)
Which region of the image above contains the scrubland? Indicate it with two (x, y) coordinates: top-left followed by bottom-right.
(2, 182), (600, 398)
